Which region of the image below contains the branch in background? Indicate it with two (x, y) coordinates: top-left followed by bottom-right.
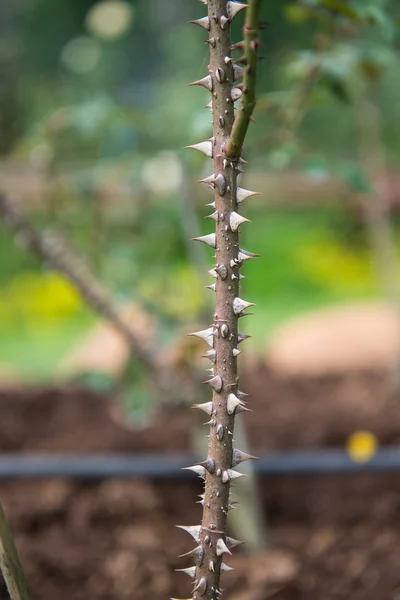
(354, 87), (400, 307)
(0, 194), (158, 375)
(226, 0), (262, 158)
(274, 64), (320, 145)
(0, 194), (213, 408)
(0, 500), (31, 600)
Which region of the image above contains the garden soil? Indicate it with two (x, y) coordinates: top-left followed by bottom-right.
(1, 366), (400, 600)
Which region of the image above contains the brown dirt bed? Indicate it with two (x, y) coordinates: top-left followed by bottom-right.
(1, 365), (400, 600)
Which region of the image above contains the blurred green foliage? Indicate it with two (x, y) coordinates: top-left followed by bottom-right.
(0, 0), (400, 383)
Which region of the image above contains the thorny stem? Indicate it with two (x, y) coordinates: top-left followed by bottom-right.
(177, 2), (262, 599)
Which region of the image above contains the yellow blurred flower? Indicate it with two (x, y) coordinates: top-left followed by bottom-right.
(346, 431), (378, 463)
(1, 271), (81, 323)
(297, 240), (376, 293)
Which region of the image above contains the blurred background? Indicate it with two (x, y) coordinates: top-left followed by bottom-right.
(1, 1), (400, 599)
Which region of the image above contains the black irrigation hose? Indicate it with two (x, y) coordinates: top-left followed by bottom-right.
(1, 448), (400, 479)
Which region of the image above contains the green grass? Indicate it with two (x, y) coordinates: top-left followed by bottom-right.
(0, 315), (94, 381)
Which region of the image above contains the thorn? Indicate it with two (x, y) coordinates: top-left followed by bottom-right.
(198, 172), (222, 193)
(222, 469), (246, 483)
(226, 1), (248, 20)
(176, 566), (197, 579)
(192, 401), (214, 416)
(190, 16), (210, 30)
(206, 283), (216, 292)
(205, 211), (219, 222)
(216, 424), (224, 440)
(205, 36), (216, 47)
(236, 390), (249, 399)
(221, 563), (235, 573)
(203, 375), (223, 392)
(188, 327), (215, 346)
(239, 247), (261, 257)
(198, 173), (216, 187)
(208, 269), (218, 278)
(220, 15), (229, 29)
(232, 348), (241, 357)
(231, 87), (242, 101)
(227, 393), (245, 415)
(238, 250), (260, 263)
(215, 264), (228, 280)
(201, 349), (216, 363)
(226, 536), (244, 549)
(197, 173), (216, 189)
(205, 100), (213, 109)
(209, 560), (215, 572)
(189, 75), (213, 92)
(198, 458), (215, 474)
(235, 404), (252, 414)
(185, 140), (213, 158)
(190, 233), (216, 248)
(221, 323), (229, 338)
(231, 41), (245, 51)
(233, 297), (256, 315)
(182, 465), (206, 479)
(236, 188), (261, 205)
(232, 448), (259, 467)
(179, 545), (204, 566)
(214, 173), (226, 196)
(229, 211), (251, 232)
(238, 332), (251, 344)
(193, 578), (208, 596)
(216, 538), (232, 557)
(224, 56), (232, 64)
(176, 525), (202, 543)
(233, 64), (245, 80)
(215, 67), (225, 83)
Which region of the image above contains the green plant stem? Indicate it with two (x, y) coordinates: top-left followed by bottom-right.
(226, 0), (262, 158)
(0, 501), (32, 600)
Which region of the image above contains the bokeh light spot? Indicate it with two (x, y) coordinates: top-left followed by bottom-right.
(141, 152), (184, 196)
(86, 1), (135, 41)
(346, 431), (378, 463)
(61, 36), (101, 74)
